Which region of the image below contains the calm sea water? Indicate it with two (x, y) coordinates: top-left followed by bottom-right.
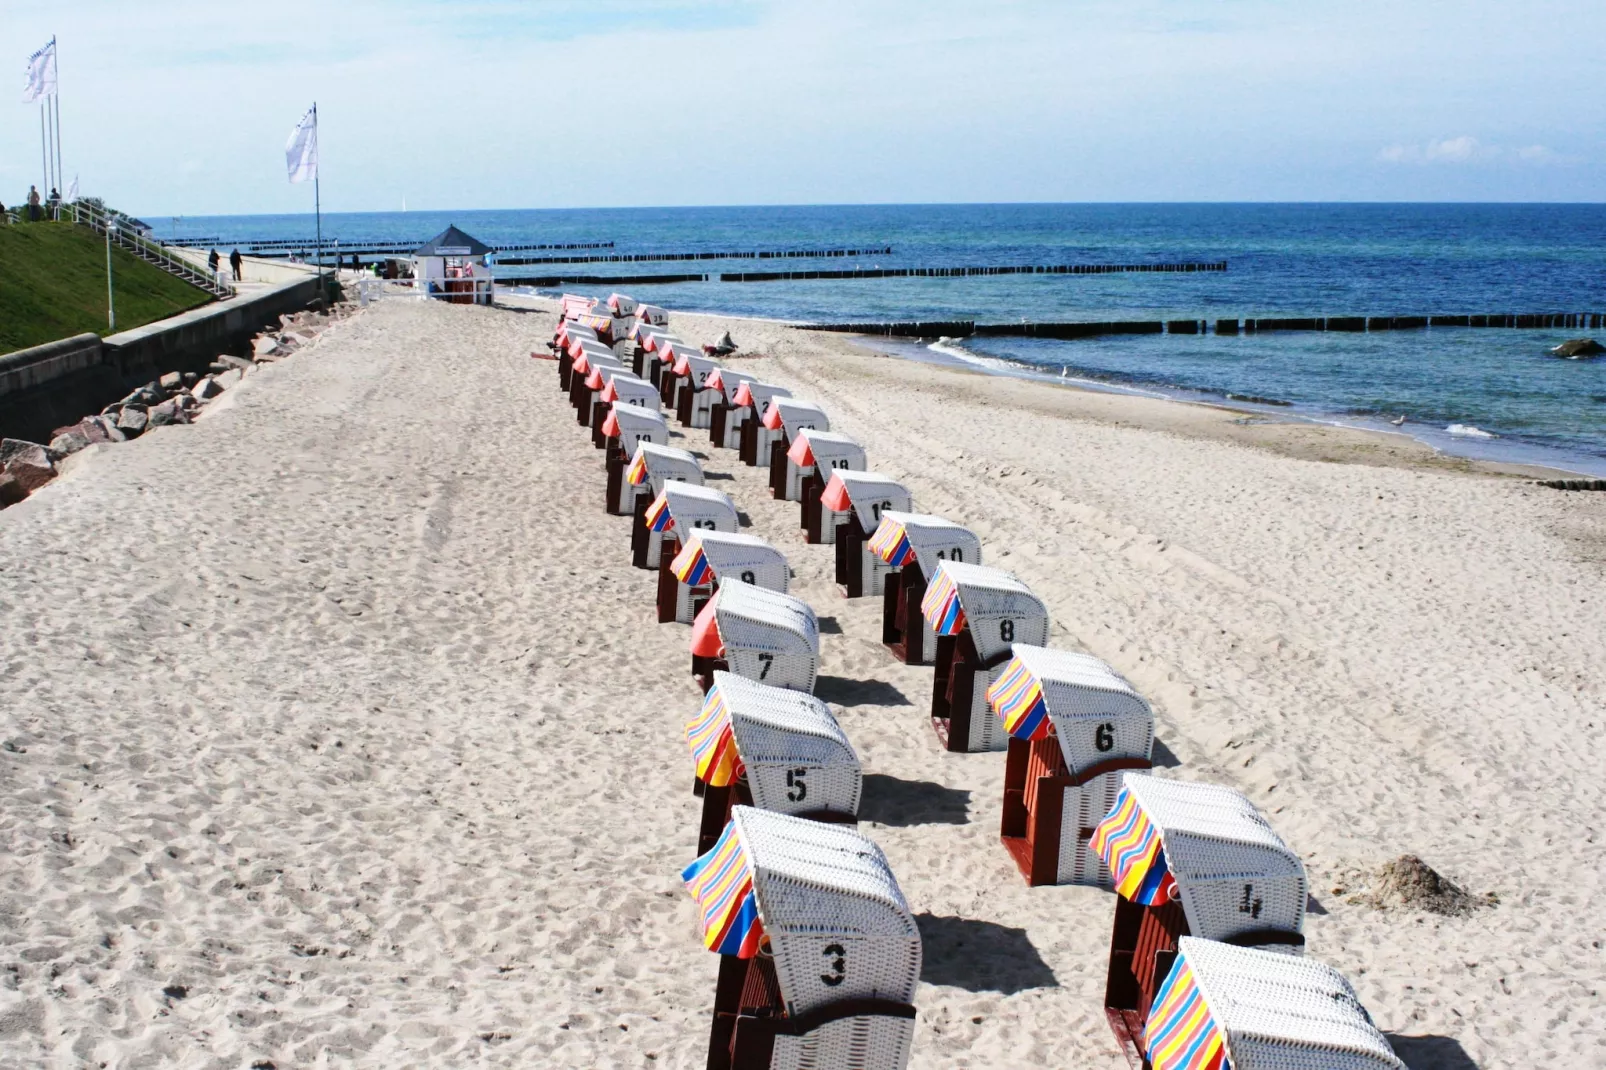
(155, 205), (1606, 474)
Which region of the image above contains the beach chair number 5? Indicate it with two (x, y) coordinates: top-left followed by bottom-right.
(1239, 884), (1263, 919)
(999, 620), (1014, 643)
(757, 653), (774, 679)
(786, 768), (808, 802)
(820, 944), (846, 987)
(1095, 722), (1114, 752)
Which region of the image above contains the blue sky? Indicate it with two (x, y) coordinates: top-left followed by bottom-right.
(3, 0), (1603, 215)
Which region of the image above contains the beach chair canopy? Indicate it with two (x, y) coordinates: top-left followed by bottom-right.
(601, 373), (660, 408)
(692, 580), (820, 691)
(637, 303), (669, 326)
(560, 293), (596, 319)
(626, 442), (703, 493)
(646, 480), (739, 536)
(705, 367), (752, 403)
(683, 807), (919, 1015)
(660, 337), (703, 367)
(672, 530), (789, 594)
(733, 380), (791, 410)
(630, 321), (669, 346)
(785, 429), (865, 473)
(688, 671), (860, 814)
(583, 360), (635, 391)
(920, 560), (1050, 660)
(607, 293), (638, 316)
(604, 403), (668, 443)
(1091, 774), (1307, 943)
(570, 332), (615, 361)
(819, 471), (912, 533)
(576, 310), (615, 336)
(986, 644), (1153, 767)
(673, 352), (722, 385)
(1148, 938), (1406, 1070)
(868, 511), (981, 570)
(762, 397), (830, 435)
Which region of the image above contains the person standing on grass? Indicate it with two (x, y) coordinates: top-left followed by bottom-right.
(26, 186), (41, 221)
(230, 248), (243, 282)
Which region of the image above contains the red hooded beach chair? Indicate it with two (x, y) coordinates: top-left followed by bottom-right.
(690, 580), (819, 694)
(735, 382), (794, 465)
(867, 512), (981, 665)
(604, 406), (670, 514)
(663, 530), (790, 624)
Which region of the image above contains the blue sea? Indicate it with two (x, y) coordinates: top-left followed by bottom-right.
(153, 204), (1606, 475)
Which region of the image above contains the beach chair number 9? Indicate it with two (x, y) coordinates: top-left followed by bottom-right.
(740, 570), (755, 584)
(820, 944), (846, 987)
(999, 620), (1014, 643)
(757, 653), (774, 679)
(1095, 723), (1114, 752)
(786, 768), (808, 802)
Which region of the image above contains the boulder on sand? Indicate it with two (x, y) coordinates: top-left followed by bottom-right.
(148, 399), (189, 427)
(1551, 338), (1603, 359)
(49, 430), (91, 457)
(159, 371), (183, 390)
(0, 439), (58, 494)
(116, 406), (149, 438)
(191, 376), (225, 401)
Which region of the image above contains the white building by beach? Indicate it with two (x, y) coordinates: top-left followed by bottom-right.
(412, 225), (494, 305)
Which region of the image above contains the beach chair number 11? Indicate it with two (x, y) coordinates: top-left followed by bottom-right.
(820, 944), (846, 986)
(757, 653), (774, 679)
(786, 768), (808, 802)
(1239, 884), (1263, 919)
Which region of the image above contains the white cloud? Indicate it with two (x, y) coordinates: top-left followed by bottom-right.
(1377, 136), (1562, 167)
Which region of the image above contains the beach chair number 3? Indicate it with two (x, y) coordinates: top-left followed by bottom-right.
(757, 653), (774, 679)
(786, 768), (808, 802)
(820, 944), (846, 986)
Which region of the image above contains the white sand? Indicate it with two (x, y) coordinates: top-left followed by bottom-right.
(2, 295), (1602, 1068)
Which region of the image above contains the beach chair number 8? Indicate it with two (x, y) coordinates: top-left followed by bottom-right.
(740, 570), (755, 584)
(821, 944), (846, 987)
(1095, 723), (1114, 752)
(786, 768), (808, 802)
(999, 620), (1014, 643)
(757, 653), (774, 679)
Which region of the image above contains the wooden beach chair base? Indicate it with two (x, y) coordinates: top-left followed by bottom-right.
(591, 406), (608, 449)
(693, 655), (730, 694)
(605, 445), (627, 515)
(738, 415), (760, 466)
(631, 493), (652, 569)
(710, 403), (734, 448)
(768, 441), (790, 499)
(558, 353), (573, 391)
(834, 519), (868, 597)
(930, 631), (1008, 752)
(881, 565), (929, 665)
(1000, 739), (1152, 887)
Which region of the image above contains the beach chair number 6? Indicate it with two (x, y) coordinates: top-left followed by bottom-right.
(786, 768), (808, 802)
(757, 653), (774, 679)
(820, 944), (846, 986)
(1095, 723), (1114, 752)
(1239, 884), (1263, 919)
(999, 620), (1014, 643)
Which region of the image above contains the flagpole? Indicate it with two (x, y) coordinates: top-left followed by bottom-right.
(40, 103), (49, 197)
(314, 102), (324, 295)
(52, 37), (63, 199)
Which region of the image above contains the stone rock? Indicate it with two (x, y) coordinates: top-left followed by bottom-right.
(159, 371), (183, 390)
(122, 383), (164, 407)
(182, 372), (199, 386)
(101, 401), (124, 417)
(217, 368), (244, 390)
(191, 376), (225, 401)
(116, 406), (149, 438)
(1551, 338), (1604, 359)
(48, 431), (91, 457)
(254, 350), (282, 363)
(219, 354), (255, 372)
(148, 399), (189, 427)
(0, 473), (25, 508)
(84, 415), (124, 443)
(0, 439), (57, 493)
(175, 393), (199, 410)
(252, 334), (280, 358)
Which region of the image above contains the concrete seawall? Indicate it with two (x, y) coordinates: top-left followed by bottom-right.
(0, 273), (326, 442)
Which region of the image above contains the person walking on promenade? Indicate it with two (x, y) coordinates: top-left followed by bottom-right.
(26, 186), (41, 222)
(208, 249), (221, 276)
(229, 248), (243, 282)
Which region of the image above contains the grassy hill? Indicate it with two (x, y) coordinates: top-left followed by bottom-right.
(0, 222), (214, 354)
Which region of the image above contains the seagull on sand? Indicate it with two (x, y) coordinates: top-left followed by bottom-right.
(1390, 414), (1408, 427)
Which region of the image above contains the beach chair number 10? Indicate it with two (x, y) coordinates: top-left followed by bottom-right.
(820, 944), (847, 987)
(757, 653), (774, 679)
(786, 768), (808, 802)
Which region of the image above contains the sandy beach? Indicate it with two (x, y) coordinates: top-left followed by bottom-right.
(3, 294), (1603, 1069)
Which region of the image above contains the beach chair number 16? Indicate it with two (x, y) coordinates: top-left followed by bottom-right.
(786, 768), (808, 802)
(820, 944), (846, 987)
(757, 653), (774, 679)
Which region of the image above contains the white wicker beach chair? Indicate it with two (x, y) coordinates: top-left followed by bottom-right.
(623, 441), (703, 544)
(605, 405), (670, 514)
(640, 479), (739, 572)
(984, 644), (1154, 887)
(734, 381), (794, 463)
(657, 337), (702, 406)
(673, 353), (724, 429)
(1137, 938), (1405, 1070)
(1093, 773), (1308, 1061)
(574, 352), (630, 428)
(686, 671), (861, 851)
(920, 560), (1049, 753)
(756, 398), (829, 487)
(868, 512), (982, 666)
(637, 303), (669, 327)
(706, 368), (754, 449)
(664, 531), (790, 624)
(692, 580), (820, 694)
(684, 806), (920, 1070)
(607, 293), (638, 317)
(777, 426), (859, 504)
(554, 320), (598, 390)
(816, 471), (914, 601)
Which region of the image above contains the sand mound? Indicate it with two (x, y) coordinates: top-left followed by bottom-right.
(1352, 855), (1495, 916)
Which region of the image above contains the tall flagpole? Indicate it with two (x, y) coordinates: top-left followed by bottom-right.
(52, 37), (63, 198)
(39, 104), (48, 195)
(314, 102), (324, 294)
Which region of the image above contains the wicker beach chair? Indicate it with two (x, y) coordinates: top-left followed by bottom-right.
(664, 531), (790, 624)
(686, 671), (861, 852)
(684, 807), (921, 1070)
(591, 371), (661, 448)
(921, 561), (1049, 753)
(674, 353), (725, 429)
(691, 580), (819, 694)
(637, 303), (669, 327)
(569, 342), (625, 422)
(554, 321), (598, 390)
(629, 321), (669, 377)
(816, 472), (914, 601)
(774, 426), (856, 504)
(867, 512), (982, 666)
(636, 327), (684, 387)
(754, 398), (829, 489)
(659, 337), (703, 405)
(607, 293), (638, 317)
(1092, 774), (1308, 1066)
(985, 645), (1154, 887)
(1138, 938), (1405, 1070)
(575, 355), (632, 429)
(638, 479), (739, 573)
(605, 406), (671, 514)
(735, 382), (794, 465)
(622, 441), (703, 540)
(706, 369), (754, 449)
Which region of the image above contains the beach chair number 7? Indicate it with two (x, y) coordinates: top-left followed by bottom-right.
(1239, 884), (1263, 919)
(786, 768), (808, 802)
(820, 944), (846, 986)
(757, 653), (774, 679)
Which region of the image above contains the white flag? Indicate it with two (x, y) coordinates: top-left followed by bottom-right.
(22, 39), (56, 103)
(285, 105), (318, 183)
(66, 175), (78, 203)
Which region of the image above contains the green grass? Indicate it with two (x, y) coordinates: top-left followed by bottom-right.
(0, 222), (215, 354)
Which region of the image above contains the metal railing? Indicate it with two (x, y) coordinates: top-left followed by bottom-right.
(63, 201), (236, 299)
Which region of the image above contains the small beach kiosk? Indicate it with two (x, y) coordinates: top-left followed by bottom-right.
(868, 512), (982, 665)
(818, 472), (914, 599)
(637, 480), (739, 573)
(413, 225), (494, 305)
(985, 645), (1154, 886)
(684, 807), (921, 1070)
(1091, 774), (1308, 1066)
(686, 671), (861, 853)
(605, 407), (670, 514)
(921, 561), (1050, 753)
(691, 581), (820, 694)
(1129, 938), (1404, 1070)
(664, 531), (790, 624)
